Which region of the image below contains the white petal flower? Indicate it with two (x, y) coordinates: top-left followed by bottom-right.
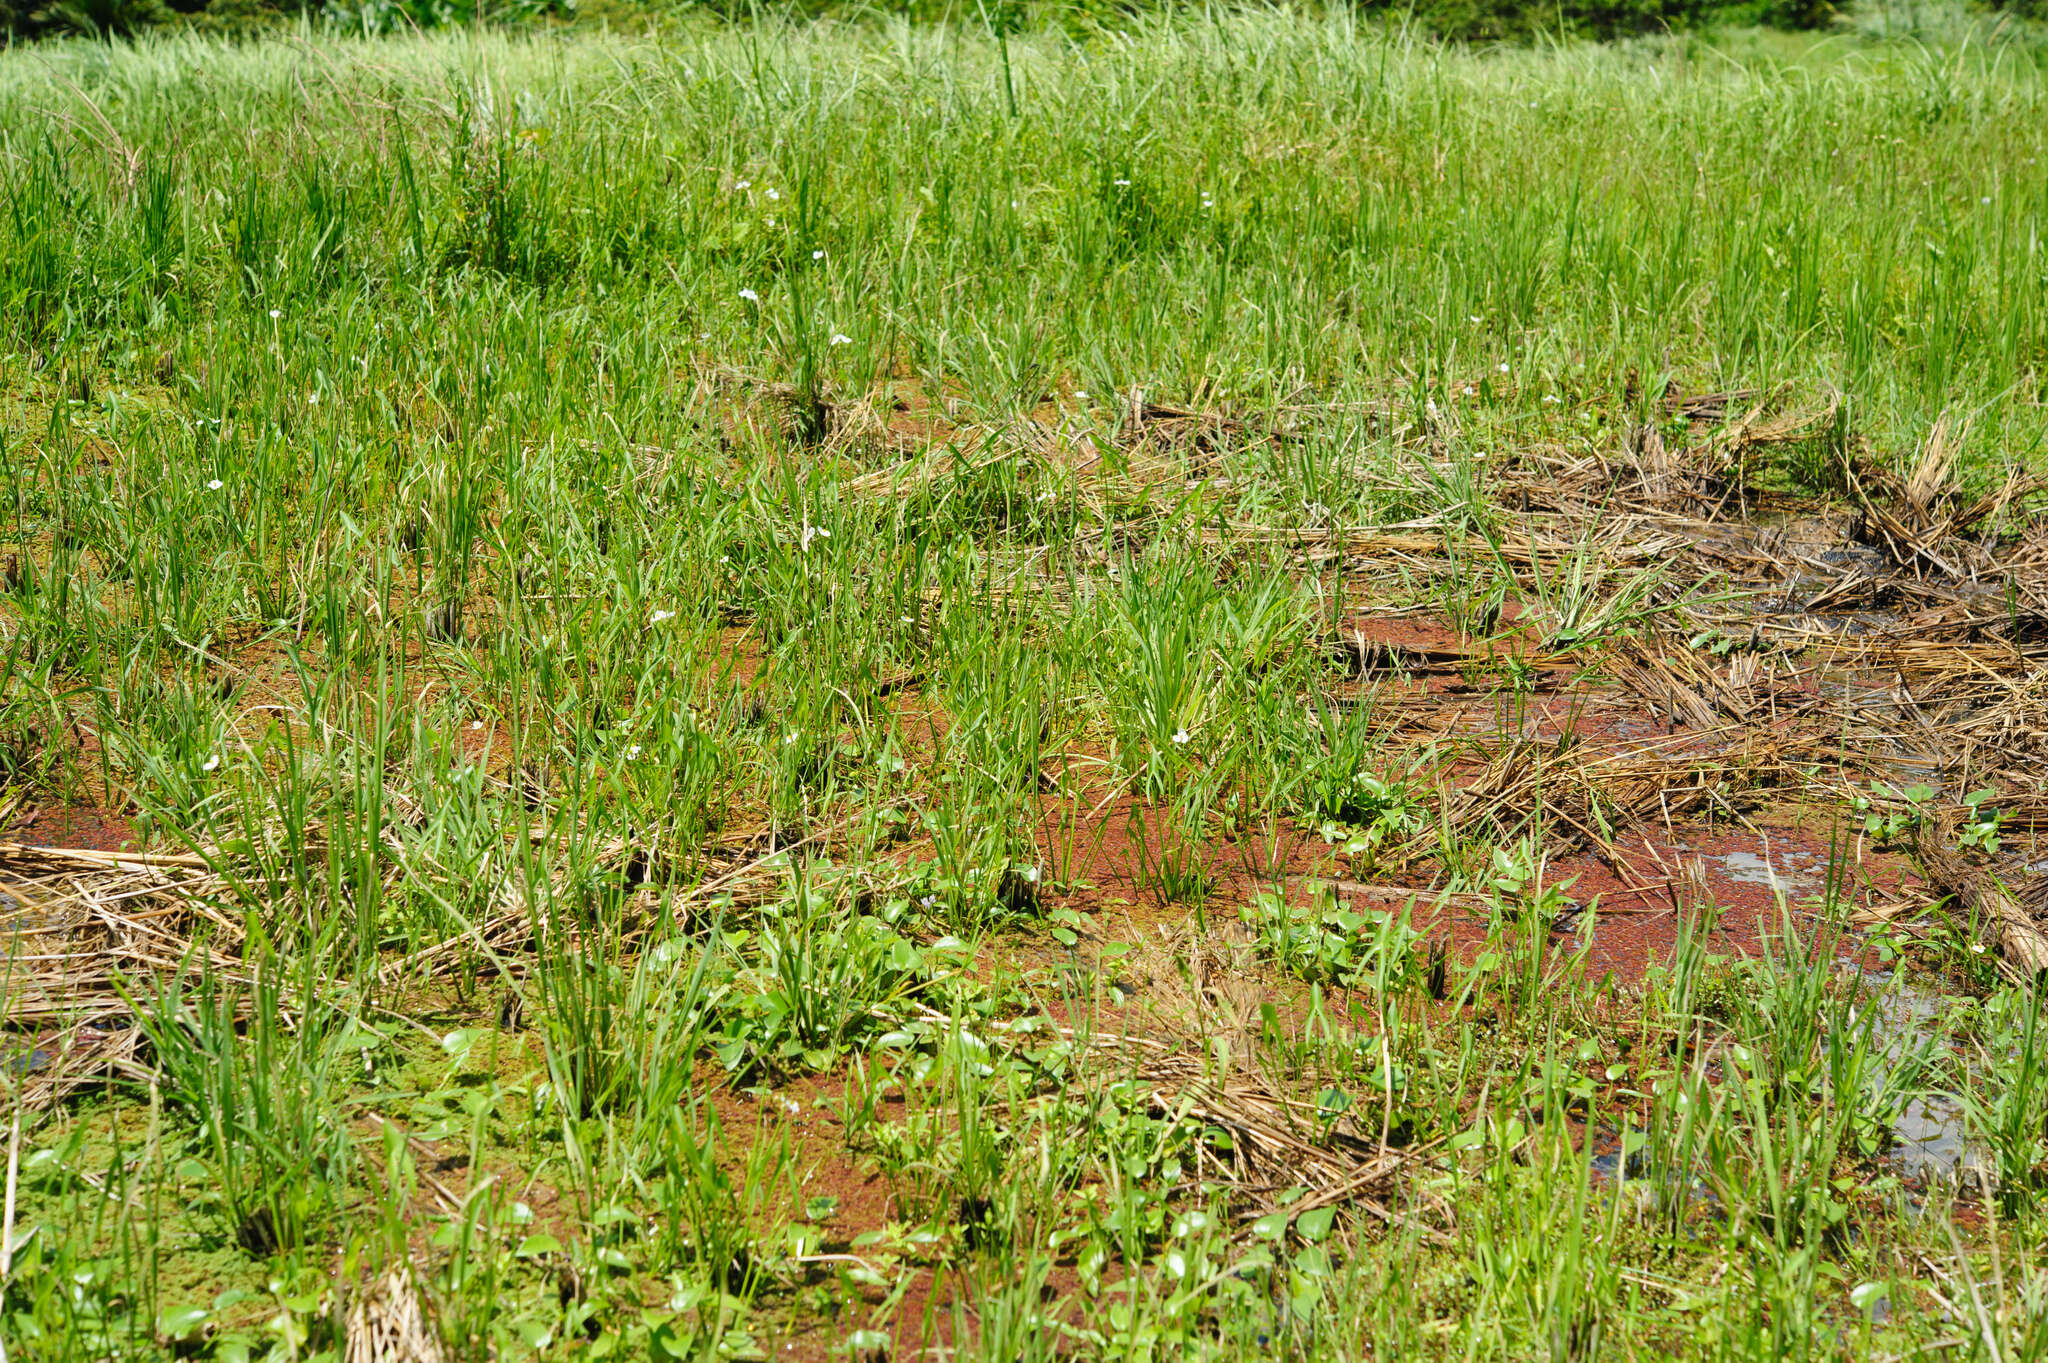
(738, 288), (760, 302)
(626, 745), (642, 760)
(650, 609), (675, 624)
(1112, 178), (1131, 187)
(766, 188), (780, 201)
(812, 249), (825, 260)
(470, 720), (483, 730)
(268, 308), (282, 319)
(207, 479), (224, 491)
(1498, 363), (1510, 374)
(1171, 729), (1190, 745)
(202, 755), (220, 772)
(829, 333), (852, 346)
(734, 179), (751, 190)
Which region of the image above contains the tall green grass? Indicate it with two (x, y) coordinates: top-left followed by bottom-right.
(4, 13), (2048, 1362)
(1, 15), (2045, 462)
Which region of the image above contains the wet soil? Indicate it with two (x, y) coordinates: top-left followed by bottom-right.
(1033, 791), (1918, 986)
(4, 802), (139, 853)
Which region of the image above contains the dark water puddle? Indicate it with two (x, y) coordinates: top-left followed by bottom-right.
(1583, 969), (1983, 1201)
(4, 1046), (52, 1076)
(1858, 969), (1987, 1183)
(1586, 1140), (1719, 1223)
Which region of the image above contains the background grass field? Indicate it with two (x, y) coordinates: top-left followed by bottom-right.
(6, 11), (2048, 1362)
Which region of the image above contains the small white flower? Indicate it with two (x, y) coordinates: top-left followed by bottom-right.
(1982, 196), (1992, 205)
(1468, 315), (1483, 324)
(650, 609), (675, 624)
(699, 332), (710, 340)
(1074, 389), (1088, 399)
(785, 730), (800, 746)
(268, 308), (282, 319)
(207, 479), (224, 491)
(765, 217), (775, 227)
(1010, 199), (1020, 209)
(829, 333), (852, 346)
(626, 744), (642, 760)
(1113, 178), (1131, 187)
(766, 188), (780, 201)
(734, 179), (751, 190)
(202, 755), (220, 772)
(719, 555), (731, 564)
(738, 288), (760, 302)
(1463, 386), (1477, 397)
(307, 393), (320, 404)
(470, 720), (483, 730)
(812, 249), (824, 260)
(1171, 729), (1190, 745)
(1498, 363), (1510, 374)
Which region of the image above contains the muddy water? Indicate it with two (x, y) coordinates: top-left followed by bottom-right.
(1714, 849), (1821, 895)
